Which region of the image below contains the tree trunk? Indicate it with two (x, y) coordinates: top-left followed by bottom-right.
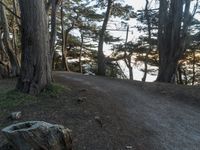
(0, 32), (9, 78)
(97, 0), (113, 76)
(142, 52), (149, 82)
(156, 0), (185, 83)
(183, 68), (188, 85)
(126, 56), (133, 80)
(177, 64), (183, 84)
(17, 0), (52, 95)
(0, 1), (20, 77)
(192, 50), (196, 85)
(12, 0), (21, 27)
(60, 1), (70, 71)
(142, 0), (152, 82)
(79, 34), (83, 73)
(123, 25), (133, 80)
(157, 58), (177, 83)
(50, 0), (59, 60)
(129, 66), (133, 80)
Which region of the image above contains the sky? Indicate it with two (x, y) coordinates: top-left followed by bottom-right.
(127, 0), (145, 10)
(104, 0), (158, 81)
(105, 0), (147, 54)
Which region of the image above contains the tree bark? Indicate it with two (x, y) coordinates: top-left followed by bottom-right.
(123, 25), (133, 80)
(192, 50), (196, 85)
(0, 1), (20, 77)
(12, 0), (20, 61)
(142, 0), (152, 82)
(17, 0), (52, 95)
(177, 64), (183, 84)
(97, 0), (113, 76)
(183, 68), (188, 85)
(127, 56), (133, 80)
(50, 0), (59, 60)
(12, 0), (21, 27)
(0, 31), (10, 78)
(156, 0), (186, 83)
(60, 1), (70, 71)
(79, 34), (83, 73)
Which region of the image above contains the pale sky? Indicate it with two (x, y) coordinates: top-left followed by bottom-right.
(104, 0), (148, 55)
(127, 0), (145, 10)
(105, 0), (156, 81)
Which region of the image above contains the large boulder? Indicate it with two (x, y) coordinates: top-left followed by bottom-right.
(1, 121), (72, 150)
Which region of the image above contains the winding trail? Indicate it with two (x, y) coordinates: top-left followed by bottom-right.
(55, 72), (200, 150)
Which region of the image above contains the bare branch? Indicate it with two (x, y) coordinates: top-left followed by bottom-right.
(0, 1), (20, 19)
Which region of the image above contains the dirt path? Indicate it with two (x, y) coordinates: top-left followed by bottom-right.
(55, 72), (200, 150)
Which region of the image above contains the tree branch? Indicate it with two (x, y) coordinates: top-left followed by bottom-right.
(0, 1), (21, 19)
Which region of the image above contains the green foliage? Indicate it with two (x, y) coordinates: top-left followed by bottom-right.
(41, 84), (68, 98)
(0, 90), (36, 109)
(112, 4), (136, 20)
(0, 83), (68, 109)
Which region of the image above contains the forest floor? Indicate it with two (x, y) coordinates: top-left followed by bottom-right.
(0, 71), (200, 150)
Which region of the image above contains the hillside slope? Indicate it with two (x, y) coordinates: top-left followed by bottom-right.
(1, 72), (200, 150)
(55, 72), (200, 150)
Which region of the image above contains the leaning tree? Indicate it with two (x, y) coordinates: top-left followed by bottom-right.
(17, 0), (52, 95)
(0, 1), (20, 77)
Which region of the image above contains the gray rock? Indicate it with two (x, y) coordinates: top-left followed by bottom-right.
(94, 116), (103, 127)
(2, 121), (72, 150)
(77, 97), (87, 103)
(125, 145), (133, 149)
(10, 111), (22, 120)
(79, 88), (88, 92)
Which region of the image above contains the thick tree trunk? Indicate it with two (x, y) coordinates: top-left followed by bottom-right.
(156, 58), (178, 83)
(157, 0), (184, 83)
(97, 0), (113, 76)
(17, 0), (52, 95)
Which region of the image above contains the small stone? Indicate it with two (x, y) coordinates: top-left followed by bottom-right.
(95, 116), (103, 127)
(125, 145), (133, 149)
(161, 90), (167, 94)
(79, 89), (88, 92)
(77, 97), (87, 103)
(106, 115), (110, 119)
(10, 112), (22, 120)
